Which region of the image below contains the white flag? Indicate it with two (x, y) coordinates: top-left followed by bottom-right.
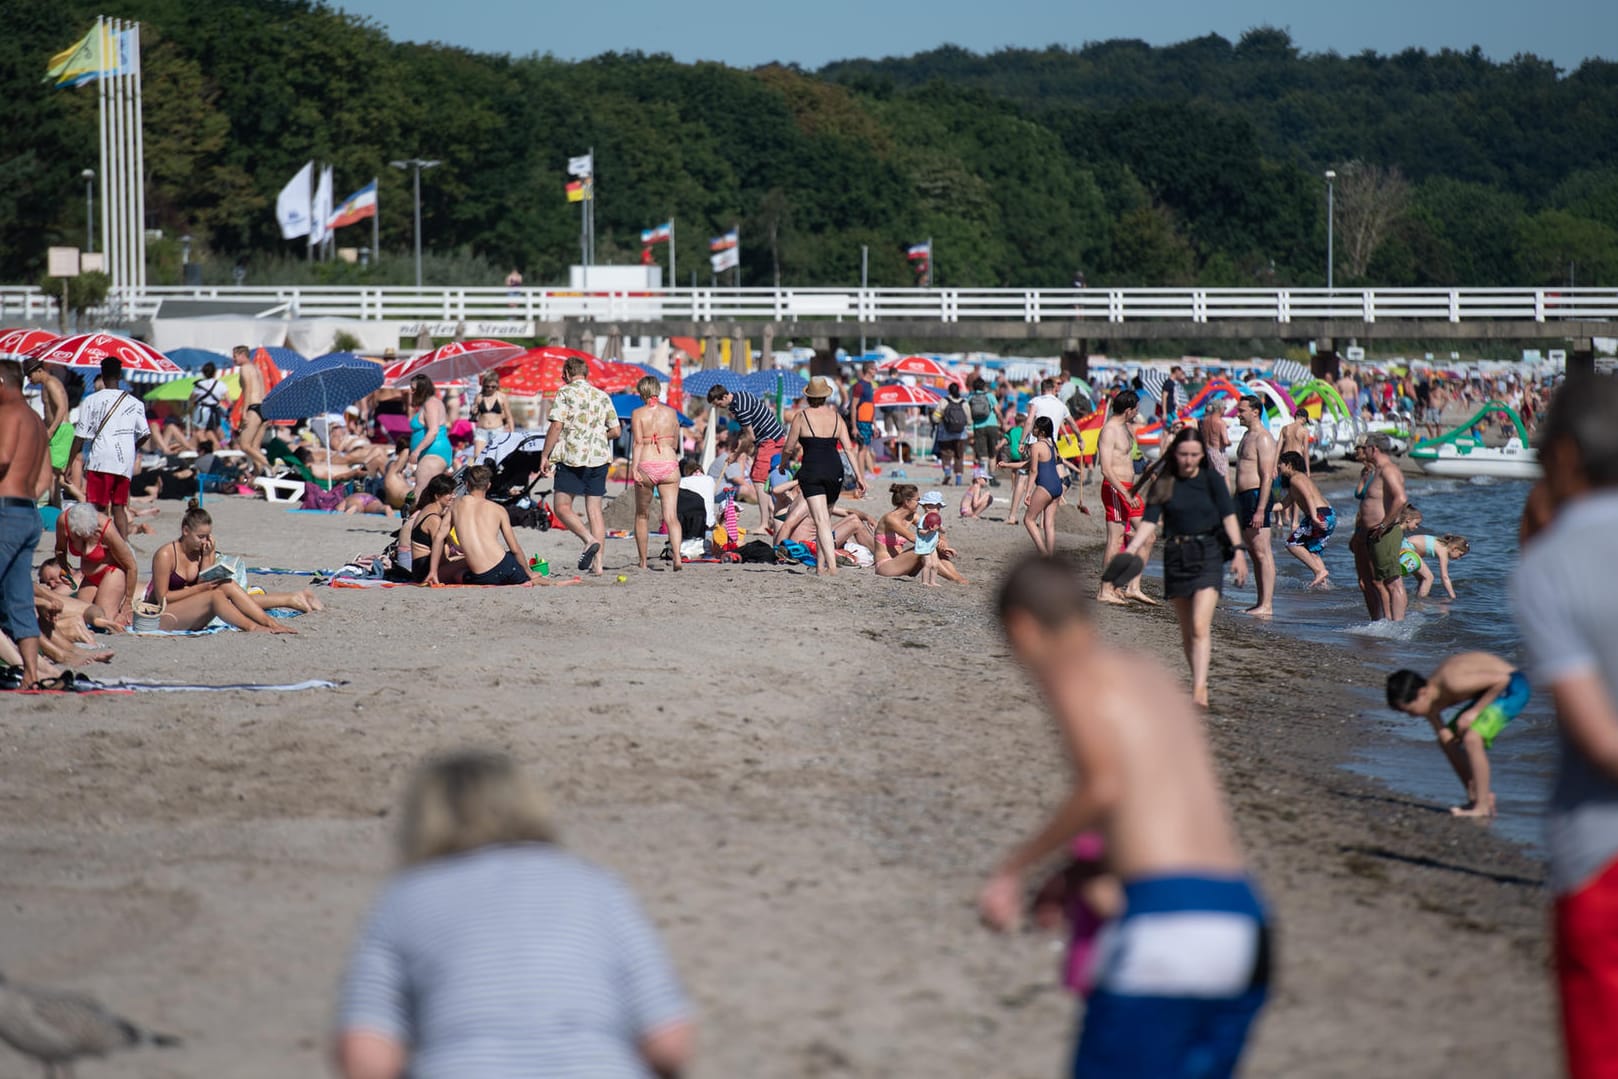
(276, 161), (313, 239)
(710, 247), (739, 273)
(309, 165), (334, 246)
(567, 153), (593, 178)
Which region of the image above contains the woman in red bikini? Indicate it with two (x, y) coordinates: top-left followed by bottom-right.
(54, 502), (139, 625)
(630, 376), (684, 571)
(146, 500), (318, 632)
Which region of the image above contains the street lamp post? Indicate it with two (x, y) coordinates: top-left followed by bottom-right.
(82, 169), (95, 252)
(1324, 169), (1336, 291)
(389, 157), (441, 288)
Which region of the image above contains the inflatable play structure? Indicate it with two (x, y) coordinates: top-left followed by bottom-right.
(1408, 401), (1540, 479)
(1133, 377), (1294, 459)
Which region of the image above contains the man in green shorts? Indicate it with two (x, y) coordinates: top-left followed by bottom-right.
(1352, 432), (1409, 621)
(26, 361), (72, 501)
(1386, 651), (1531, 818)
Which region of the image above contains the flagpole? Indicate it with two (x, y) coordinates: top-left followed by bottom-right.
(110, 18), (126, 305)
(131, 21), (146, 292)
(307, 160), (315, 262)
(928, 235), (934, 288)
(669, 217), (675, 289)
(96, 16), (109, 303)
(372, 176), (379, 264)
(587, 146), (595, 276)
(733, 222), (740, 288)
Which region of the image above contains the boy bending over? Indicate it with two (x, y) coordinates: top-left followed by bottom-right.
(1386, 651), (1530, 818)
(981, 554), (1270, 1076)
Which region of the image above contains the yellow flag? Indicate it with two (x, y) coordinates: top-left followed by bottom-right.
(45, 24), (113, 88)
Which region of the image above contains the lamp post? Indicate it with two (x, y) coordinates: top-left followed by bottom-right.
(389, 158), (440, 288)
(1324, 169), (1336, 291)
(82, 169), (95, 252)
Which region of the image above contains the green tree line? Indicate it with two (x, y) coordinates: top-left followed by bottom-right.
(3, 2), (1616, 289)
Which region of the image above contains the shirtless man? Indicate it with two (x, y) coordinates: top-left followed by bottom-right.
(1387, 652), (1529, 817)
(429, 464), (576, 587)
(0, 361), (50, 690)
(1095, 390), (1153, 606)
(1336, 365), (1360, 417)
(1276, 451), (1335, 588)
(1233, 395), (1278, 616)
(1351, 432), (1408, 621)
(25, 361), (70, 501)
(1278, 411), (1311, 475)
(232, 344), (271, 476)
(981, 555), (1270, 1075)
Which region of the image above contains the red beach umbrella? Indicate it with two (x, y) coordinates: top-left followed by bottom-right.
(599, 362), (647, 394)
(0, 328), (60, 359)
(496, 346), (606, 397)
(384, 338), (526, 386)
(872, 383), (942, 408)
(878, 354), (954, 380)
(26, 332), (181, 375)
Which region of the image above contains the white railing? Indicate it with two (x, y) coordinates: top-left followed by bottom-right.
(4, 285), (1617, 327)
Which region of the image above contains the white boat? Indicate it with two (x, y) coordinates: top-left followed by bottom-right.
(1415, 438), (1541, 479)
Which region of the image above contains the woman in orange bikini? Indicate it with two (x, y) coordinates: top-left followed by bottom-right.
(146, 501), (319, 632)
(55, 502), (139, 624)
(630, 376), (684, 571)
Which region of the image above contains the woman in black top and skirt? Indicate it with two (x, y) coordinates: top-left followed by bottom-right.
(780, 376), (868, 577)
(1119, 427), (1249, 707)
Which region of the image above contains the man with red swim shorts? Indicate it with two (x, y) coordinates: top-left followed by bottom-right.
(1096, 389), (1154, 606)
(707, 385), (789, 537)
(70, 357), (149, 538)
(1514, 375), (1618, 1079)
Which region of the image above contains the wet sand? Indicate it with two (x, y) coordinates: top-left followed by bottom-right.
(0, 485), (1552, 1077)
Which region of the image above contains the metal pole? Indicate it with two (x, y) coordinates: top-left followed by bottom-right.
(860, 244), (868, 356)
(130, 21), (146, 290)
(84, 171), (94, 252)
(96, 16), (109, 279)
(412, 163), (422, 287)
(1325, 170), (1335, 292)
(669, 217), (675, 289)
(371, 175), (379, 265)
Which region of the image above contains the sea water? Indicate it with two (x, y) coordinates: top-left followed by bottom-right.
(1218, 474), (1549, 848)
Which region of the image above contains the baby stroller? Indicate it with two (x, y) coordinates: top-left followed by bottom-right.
(458, 433), (552, 531)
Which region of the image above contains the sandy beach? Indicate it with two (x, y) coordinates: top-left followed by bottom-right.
(0, 484), (1553, 1078)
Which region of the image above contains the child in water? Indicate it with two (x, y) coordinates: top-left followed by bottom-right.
(1386, 651), (1530, 817)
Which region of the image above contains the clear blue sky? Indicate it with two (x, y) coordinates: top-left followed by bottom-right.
(334, 0), (1614, 70)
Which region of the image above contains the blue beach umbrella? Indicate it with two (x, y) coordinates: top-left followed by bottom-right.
(260, 353), (384, 423)
(258, 345), (309, 374)
(628, 362), (669, 382)
(682, 369), (744, 396)
(741, 370), (808, 399)
(610, 394), (694, 427)
(166, 347), (231, 372)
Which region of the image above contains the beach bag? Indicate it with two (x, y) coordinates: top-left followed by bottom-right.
(941, 398), (969, 436)
(131, 597), (165, 633)
(969, 392), (993, 423)
(301, 483), (347, 512)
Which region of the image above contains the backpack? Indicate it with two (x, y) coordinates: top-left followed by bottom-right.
(941, 398), (969, 435)
(968, 392), (993, 423)
(737, 539), (777, 563)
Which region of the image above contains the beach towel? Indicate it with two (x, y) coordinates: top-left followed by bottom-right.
(82, 677), (343, 693)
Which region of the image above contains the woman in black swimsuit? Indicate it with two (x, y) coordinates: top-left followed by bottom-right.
(472, 371), (515, 462)
(778, 376), (867, 577)
(397, 474), (464, 583)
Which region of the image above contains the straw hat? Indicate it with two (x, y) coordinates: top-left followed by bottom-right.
(805, 376), (834, 400)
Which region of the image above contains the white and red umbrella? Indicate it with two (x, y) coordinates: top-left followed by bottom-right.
(385, 338), (526, 386)
(872, 383), (942, 408)
(25, 332), (181, 375)
(0, 328), (59, 360)
(878, 354), (954, 380)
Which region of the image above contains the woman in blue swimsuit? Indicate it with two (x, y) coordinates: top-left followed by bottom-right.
(1021, 416), (1065, 556)
(407, 373), (453, 502)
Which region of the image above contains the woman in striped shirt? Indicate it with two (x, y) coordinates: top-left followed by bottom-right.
(336, 751), (694, 1078)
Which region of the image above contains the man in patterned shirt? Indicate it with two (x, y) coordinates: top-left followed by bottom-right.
(707, 384), (788, 536)
(540, 357), (621, 575)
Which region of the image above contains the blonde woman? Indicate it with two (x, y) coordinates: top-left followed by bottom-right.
(472, 370), (515, 462)
(335, 750), (694, 1079)
(630, 376), (683, 570)
(778, 375), (867, 577)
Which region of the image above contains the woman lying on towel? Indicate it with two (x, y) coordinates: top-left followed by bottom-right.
(145, 500), (322, 633)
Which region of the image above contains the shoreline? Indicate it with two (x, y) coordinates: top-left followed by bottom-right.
(0, 490), (1554, 1077)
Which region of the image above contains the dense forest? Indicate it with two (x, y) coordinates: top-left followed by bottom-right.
(4, 1), (1617, 289)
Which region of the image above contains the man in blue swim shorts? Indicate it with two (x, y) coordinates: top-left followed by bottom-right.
(982, 555), (1270, 1078)
(1277, 451), (1336, 589)
(1387, 652), (1530, 818)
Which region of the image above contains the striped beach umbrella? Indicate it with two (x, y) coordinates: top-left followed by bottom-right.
(872, 383), (941, 408)
(1271, 359), (1312, 385)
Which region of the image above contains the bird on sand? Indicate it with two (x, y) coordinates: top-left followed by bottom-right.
(0, 969), (180, 1078)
